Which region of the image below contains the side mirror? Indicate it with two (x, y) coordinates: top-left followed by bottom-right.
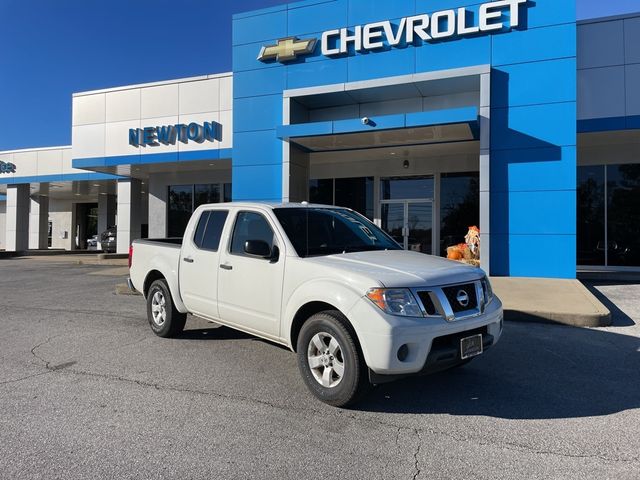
(244, 240), (272, 258)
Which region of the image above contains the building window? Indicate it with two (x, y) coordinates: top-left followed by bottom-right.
(223, 183), (233, 203)
(577, 164), (640, 267)
(168, 183), (227, 238)
(308, 177), (374, 220)
(381, 176), (434, 201)
(577, 166), (605, 266)
(309, 179), (333, 206)
(439, 173), (480, 256)
(195, 184), (220, 208)
(335, 177), (374, 220)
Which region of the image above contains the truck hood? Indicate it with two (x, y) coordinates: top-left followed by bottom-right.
(304, 250), (484, 288)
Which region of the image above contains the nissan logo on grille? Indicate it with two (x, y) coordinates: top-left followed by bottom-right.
(456, 289), (470, 308)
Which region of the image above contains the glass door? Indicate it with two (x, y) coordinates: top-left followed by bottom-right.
(407, 201), (433, 254)
(381, 202), (406, 248)
(381, 200), (433, 254)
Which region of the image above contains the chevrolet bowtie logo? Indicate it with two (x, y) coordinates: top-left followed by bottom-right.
(258, 37), (317, 63)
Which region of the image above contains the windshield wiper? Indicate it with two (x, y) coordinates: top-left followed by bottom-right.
(341, 245), (386, 254)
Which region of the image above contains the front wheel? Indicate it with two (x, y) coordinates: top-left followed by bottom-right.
(297, 311), (370, 407)
(146, 279), (187, 338)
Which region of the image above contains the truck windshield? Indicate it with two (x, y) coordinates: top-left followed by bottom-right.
(273, 208), (402, 258)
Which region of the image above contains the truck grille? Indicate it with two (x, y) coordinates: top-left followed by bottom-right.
(416, 291), (438, 316)
(442, 283), (478, 313)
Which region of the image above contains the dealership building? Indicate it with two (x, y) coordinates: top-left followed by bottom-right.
(1, 0), (639, 278)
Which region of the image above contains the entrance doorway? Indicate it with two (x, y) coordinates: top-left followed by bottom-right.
(381, 201), (433, 253)
(380, 176), (434, 254)
(75, 203), (98, 250)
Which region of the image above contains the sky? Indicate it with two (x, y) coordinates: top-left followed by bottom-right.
(0, 0), (638, 151)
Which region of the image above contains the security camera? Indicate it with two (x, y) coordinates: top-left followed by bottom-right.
(361, 117), (371, 125)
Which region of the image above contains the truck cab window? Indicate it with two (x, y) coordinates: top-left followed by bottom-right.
(230, 212), (275, 256)
(193, 210), (228, 251)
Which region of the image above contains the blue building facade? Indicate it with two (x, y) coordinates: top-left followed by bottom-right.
(232, 0), (577, 278)
(3, 1), (639, 278)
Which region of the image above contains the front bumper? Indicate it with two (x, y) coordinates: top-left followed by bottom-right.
(349, 295), (504, 376)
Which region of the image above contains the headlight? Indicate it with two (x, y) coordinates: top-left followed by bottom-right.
(366, 288), (423, 317)
(482, 277), (494, 305)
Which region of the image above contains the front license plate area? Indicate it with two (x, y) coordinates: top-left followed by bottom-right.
(460, 334), (483, 360)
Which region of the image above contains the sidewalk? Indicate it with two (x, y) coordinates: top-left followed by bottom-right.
(491, 277), (612, 327)
(17, 254), (128, 267)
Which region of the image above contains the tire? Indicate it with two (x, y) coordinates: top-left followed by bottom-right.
(146, 279), (187, 338)
(296, 310), (370, 408)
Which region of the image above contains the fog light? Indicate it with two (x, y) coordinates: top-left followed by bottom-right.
(397, 344), (409, 362)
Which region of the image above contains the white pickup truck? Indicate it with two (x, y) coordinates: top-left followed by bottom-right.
(129, 203), (503, 407)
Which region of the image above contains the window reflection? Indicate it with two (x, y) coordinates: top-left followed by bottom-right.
(308, 177), (374, 220)
(381, 176), (434, 200)
(168, 185), (193, 238)
(577, 166), (605, 266)
(168, 183), (227, 238)
(577, 164), (640, 267)
(607, 164), (640, 267)
(439, 173), (479, 257)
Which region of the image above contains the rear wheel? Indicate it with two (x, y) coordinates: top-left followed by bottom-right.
(297, 311), (370, 407)
(146, 279), (186, 338)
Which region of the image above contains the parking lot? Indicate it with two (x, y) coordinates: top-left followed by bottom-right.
(0, 258), (639, 479)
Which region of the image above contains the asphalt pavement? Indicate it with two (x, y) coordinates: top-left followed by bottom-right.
(0, 258), (639, 479)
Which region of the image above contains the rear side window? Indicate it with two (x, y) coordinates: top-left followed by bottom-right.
(193, 212), (210, 248)
(193, 210), (228, 251)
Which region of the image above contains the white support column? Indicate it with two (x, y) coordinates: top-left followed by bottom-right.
(479, 72), (491, 274)
(97, 194), (116, 250)
(28, 195), (49, 250)
(5, 184), (30, 252)
(116, 179), (142, 254)
(148, 176), (167, 238)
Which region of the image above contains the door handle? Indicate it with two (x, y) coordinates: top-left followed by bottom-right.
(220, 264), (233, 271)
(183, 257), (194, 263)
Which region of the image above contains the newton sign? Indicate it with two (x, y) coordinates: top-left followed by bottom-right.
(129, 121), (221, 148)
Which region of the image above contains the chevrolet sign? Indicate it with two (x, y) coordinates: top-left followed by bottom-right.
(258, 37), (317, 62)
(258, 0), (528, 63)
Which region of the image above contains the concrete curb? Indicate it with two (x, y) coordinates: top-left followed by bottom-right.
(491, 277), (611, 328)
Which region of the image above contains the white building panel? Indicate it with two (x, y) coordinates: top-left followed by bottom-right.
(179, 78), (220, 115)
(73, 74), (233, 161)
(105, 119), (142, 157)
(12, 151), (38, 177)
(72, 124), (106, 159)
(141, 84), (179, 119)
(220, 75), (233, 112)
(72, 93), (106, 126)
(61, 148), (88, 175)
(219, 110), (233, 150)
(37, 149), (64, 176)
(106, 88), (141, 123)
